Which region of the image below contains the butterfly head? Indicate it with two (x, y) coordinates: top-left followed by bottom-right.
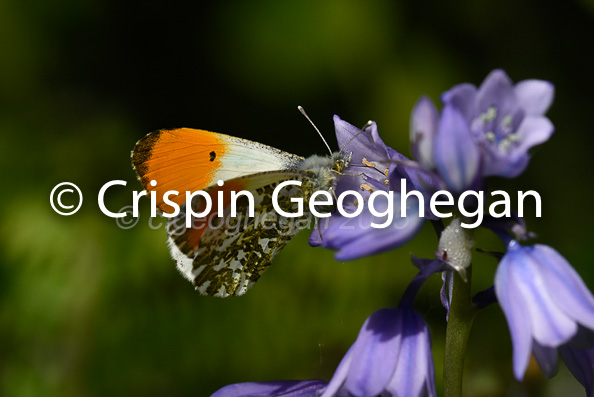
(331, 151), (352, 174)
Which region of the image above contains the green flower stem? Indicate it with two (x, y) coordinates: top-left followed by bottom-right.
(443, 266), (477, 397)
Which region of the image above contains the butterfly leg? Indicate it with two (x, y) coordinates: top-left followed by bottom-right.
(328, 186), (338, 202)
(313, 186), (339, 243)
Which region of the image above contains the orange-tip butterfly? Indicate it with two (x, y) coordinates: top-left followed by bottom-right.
(132, 116), (352, 297)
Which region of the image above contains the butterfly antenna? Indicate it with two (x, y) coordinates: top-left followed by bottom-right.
(298, 106), (333, 156)
(339, 120), (373, 154)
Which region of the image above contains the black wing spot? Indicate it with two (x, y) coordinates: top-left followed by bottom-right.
(209, 151), (216, 162)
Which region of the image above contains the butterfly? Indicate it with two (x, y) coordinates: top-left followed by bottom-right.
(132, 126), (351, 297)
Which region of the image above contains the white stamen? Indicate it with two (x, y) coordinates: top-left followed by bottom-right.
(499, 139), (512, 151)
(501, 115), (513, 132)
(480, 106), (497, 123)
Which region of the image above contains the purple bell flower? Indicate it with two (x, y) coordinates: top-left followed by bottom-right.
(321, 307), (436, 397)
(321, 259), (441, 397)
(442, 69), (554, 179)
(211, 380), (330, 397)
(494, 242), (594, 380)
(310, 116), (426, 260)
(410, 70), (554, 192)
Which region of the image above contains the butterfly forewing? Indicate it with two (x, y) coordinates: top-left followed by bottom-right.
(132, 128), (304, 213)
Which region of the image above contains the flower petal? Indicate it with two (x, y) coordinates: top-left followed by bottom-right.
(512, 249), (577, 347)
(441, 83), (477, 121)
(495, 252), (533, 380)
(310, 188), (425, 260)
(211, 380), (328, 397)
(533, 245), (594, 330)
(395, 165), (444, 213)
(328, 195), (425, 261)
(476, 70), (515, 114)
(344, 308), (403, 396)
(333, 116), (390, 165)
(481, 115), (553, 178)
(410, 96), (439, 169)
(320, 346), (354, 397)
(513, 116), (554, 153)
(387, 309), (436, 397)
(532, 341), (559, 378)
(434, 105), (481, 192)
(514, 80), (555, 116)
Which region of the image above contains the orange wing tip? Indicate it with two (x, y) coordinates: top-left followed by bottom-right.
(131, 129), (164, 188)
(131, 128), (227, 213)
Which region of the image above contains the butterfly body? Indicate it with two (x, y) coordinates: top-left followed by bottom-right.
(132, 128), (349, 297)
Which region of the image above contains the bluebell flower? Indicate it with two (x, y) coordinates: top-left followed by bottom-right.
(310, 116), (427, 260)
(321, 307), (436, 397)
(321, 259), (441, 397)
(494, 242), (594, 380)
(442, 69), (554, 179)
(411, 70), (554, 191)
(211, 380), (331, 397)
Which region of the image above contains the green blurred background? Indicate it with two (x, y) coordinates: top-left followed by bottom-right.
(2, 0), (594, 396)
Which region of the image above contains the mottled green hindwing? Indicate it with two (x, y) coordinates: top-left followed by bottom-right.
(167, 170), (322, 297)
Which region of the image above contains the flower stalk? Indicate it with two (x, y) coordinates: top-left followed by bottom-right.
(444, 266), (477, 397)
